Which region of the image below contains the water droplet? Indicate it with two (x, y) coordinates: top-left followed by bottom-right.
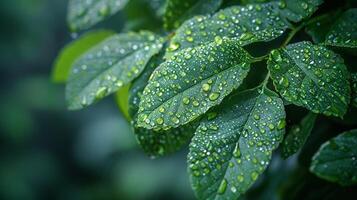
(209, 92), (220, 101)
(218, 179), (227, 194)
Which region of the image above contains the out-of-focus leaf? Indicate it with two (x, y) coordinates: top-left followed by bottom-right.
(282, 112), (317, 159)
(278, 0), (323, 23)
(305, 12), (339, 44)
(268, 41), (350, 117)
(115, 84), (131, 121)
(325, 9), (357, 48)
(66, 31), (164, 110)
(67, 0), (129, 31)
(137, 39), (251, 130)
(310, 129), (357, 186)
(188, 87), (286, 200)
(52, 30), (115, 83)
(167, 2), (289, 57)
(163, 0), (223, 30)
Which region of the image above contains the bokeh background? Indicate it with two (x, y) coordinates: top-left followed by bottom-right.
(0, 0), (356, 200)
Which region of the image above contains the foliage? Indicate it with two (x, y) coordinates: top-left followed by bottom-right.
(53, 0), (357, 199)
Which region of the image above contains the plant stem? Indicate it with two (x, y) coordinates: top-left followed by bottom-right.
(251, 54), (268, 63)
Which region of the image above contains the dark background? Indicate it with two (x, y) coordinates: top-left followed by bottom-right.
(0, 0), (356, 200)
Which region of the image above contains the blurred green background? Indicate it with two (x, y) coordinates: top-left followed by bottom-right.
(0, 0), (356, 200)
(0, 0), (192, 199)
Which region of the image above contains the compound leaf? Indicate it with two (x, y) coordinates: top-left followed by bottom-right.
(66, 31), (164, 110)
(67, 0), (129, 31)
(325, 9), (357, 48)
(52, 30), (115, 83)
(166, 2), (289, 57)
(137, 38), (252, 130)
(352, 73), (357, 108)
(310, 129), (357, 186)
(188, 88), (286, 200)
(282, 112), (317, 158)
(163, 0), (222, 30)
(268, 41), (350, 117)
(278, 0), (323, 23)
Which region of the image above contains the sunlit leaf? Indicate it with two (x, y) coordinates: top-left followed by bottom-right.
(67, 0), (129, 31)
(282, 112), (317, 158)
(66, 31), (164, 110)
(325, 9), (357, 48)
(188, 87), (286, 200)
(268, 41), (350, 117)
(163, 0), (222, 30)
(310, 129), (357, 186)
(115, 84), (131, 121)
(137, 38), (251, 130)
(52, 30), (115, 83)
(166, 2), (289, 57)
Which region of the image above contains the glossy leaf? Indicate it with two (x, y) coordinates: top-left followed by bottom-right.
(268, 41), (350, 117)
(325, 9), (357, 48)
(163, 0), (222, 30)
(129, 51), (198, 157)
(66, 31), (164, 110)
(166, 2), (289, 57)
(188, 88), (286, 200)
(310, 129), (357, 186)
(52, 30), (115, 83)
(278, 0), (323, 23)
(352, 73), (357, 108)
(67, 0), (129, 31)
(282, 112), (317, 158)
(137, 38), (252, 130)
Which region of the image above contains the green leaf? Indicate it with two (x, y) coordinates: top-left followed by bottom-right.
(128, 50), (198, 157)
(305, 13), (339, 44)
(278, 0), (323, 23)
(137, 38), (252, 130)
(310, 129), (357, 186)
(166, 2), (289, 57)
(188, 87), (286, 200)
(66, 31), (164, 110)
(67, 0), (129, 31)
(352, 73), (357, 108)
(163, 0), (222, 30)
(268, 41), (350, 117)
(325, 9), (357, 48)
(282, 112), (317, 158)
(115, 84), (131, 121)
(52, 30), (115, 83)
(134, 122), (198, 157)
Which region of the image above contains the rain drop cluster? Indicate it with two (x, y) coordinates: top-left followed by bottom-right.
(66, 31), (164, 110)
(188, 88), (285, 199)
(137, 38), (251, 130)
(268, 41), (350, 117)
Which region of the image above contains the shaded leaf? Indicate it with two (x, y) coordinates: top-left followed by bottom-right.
(163, 0), (222, 30)
(310, 129), (357, 186)
(137, 38), (251, 130)
(166, 2), (289, 57)
(268, 41), (350, 117)
(67, 0), (129, 31)
(188, 87), (286, 200)
(278, 0), (323, 22)
(282, 112), (317, 158)
(325, 9), (357, 48)
(305, 13), (339, 44)
(52, 30), (115, 83)
(66, 31), (164, 110)
(352, 73), (357, 108)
